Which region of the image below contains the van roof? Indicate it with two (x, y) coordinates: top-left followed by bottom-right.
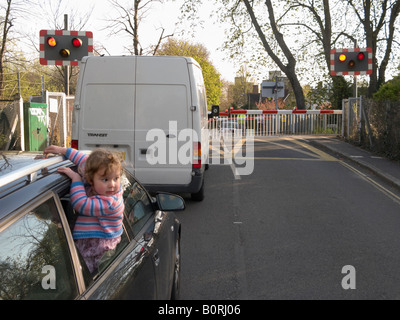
(80, 55), (200, 67)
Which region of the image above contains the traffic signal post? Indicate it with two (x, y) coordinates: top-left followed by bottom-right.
(40, 14), (93, 94)
(39, 29), (93, 66)
(331, 48), (372, 97)
(330, 48), (372, 76)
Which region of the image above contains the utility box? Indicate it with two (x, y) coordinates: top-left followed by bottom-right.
(24, 102), (47, 151)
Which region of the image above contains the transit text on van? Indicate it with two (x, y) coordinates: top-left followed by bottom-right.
(87, 133), (108, 137)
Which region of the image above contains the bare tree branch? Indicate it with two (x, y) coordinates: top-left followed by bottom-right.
(151, 27), (174, 55)
(104, 0), (170, 56)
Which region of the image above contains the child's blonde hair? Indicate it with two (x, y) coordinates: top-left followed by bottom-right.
(84, 148), (122, 183)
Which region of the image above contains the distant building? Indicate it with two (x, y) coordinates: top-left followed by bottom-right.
(227, 71), (296, 110)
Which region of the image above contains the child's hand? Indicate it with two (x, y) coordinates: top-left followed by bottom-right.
(58, 167), (81, 182)
(44, 145), (67, 156)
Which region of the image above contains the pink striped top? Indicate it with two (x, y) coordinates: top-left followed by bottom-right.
(65, 148), (124, 239)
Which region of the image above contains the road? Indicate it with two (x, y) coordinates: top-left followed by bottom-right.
(175, 136), (400, 300)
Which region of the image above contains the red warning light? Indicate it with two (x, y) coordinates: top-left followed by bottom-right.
(72, 38), (82, 48)
(357, 52), (365, 60)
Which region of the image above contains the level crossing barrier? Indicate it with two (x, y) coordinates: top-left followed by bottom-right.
(208, 109), (343, 138)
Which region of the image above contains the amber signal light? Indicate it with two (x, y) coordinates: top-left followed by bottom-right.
(47, 37), (57, 47)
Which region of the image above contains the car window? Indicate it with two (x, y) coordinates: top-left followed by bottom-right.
(75, 171), (152, 280)
(121, 171), (154, 237)
(0, 197), (79, 300)
(60, 196), (130, 280)
(95, 227), (130, 275)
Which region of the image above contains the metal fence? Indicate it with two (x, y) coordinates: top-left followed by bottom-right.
(45, 92), (74, 147)
(342, 97), (400, 161)
(208, 109), (343, 138)
(342, 97), (361, 141)
(1, 92), (74, 151)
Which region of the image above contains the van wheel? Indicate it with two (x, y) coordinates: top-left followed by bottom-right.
(191, 180), (204, 201)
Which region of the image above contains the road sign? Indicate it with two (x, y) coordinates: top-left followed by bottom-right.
(261, 81), (285, 98)
(330, 48), (372, 76)
(39, 29), (93, 66)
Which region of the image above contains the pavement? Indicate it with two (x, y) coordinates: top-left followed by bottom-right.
(303, 135), (400, 191)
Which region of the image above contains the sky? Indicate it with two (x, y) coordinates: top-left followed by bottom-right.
(25, 0), (240, 82)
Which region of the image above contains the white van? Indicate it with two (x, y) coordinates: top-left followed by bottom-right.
(71, 56), (209, 201)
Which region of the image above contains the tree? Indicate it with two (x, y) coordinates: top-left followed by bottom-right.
(180, 0), (307, 109)
(37, 0), (93, 31)
(261, 0), (400, 99)
(105, 0), (174, 55)
(231, 64), (254, 108)
(373, 73), (400, 101)
(219, 79), (234, 110)
(180, 0), (400, 108)
(281, 0), (353, 108)
(0, 0), (12, 98)
(347, 0), (400, 96)
(0, 0), (32, 98)
(157, 38), (222, 107)
(243, 0), (306, 109)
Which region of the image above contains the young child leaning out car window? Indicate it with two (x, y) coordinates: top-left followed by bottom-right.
(44, 145), (125, 273)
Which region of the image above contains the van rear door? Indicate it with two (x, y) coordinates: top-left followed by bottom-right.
(134, 57), (192, 187)
(78, 57), (136, 167)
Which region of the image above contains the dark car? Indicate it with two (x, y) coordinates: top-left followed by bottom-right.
(0, 152), (182, 300)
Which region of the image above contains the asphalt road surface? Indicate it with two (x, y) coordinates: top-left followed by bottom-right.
(175, 136), (400, 300)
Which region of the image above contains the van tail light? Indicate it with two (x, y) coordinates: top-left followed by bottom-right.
(71, 139), (79, 149)
(193, 142), (201, 169)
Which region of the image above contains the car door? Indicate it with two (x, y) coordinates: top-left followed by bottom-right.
(151, 209), (176, 299)
(80, 170), (159, 300)
(114, 171), (160, 299)
(83, 224), (158, 300)
(120, 169), (176, 299)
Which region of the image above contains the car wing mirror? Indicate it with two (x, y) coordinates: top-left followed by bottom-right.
(156, 192), (185, 211)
